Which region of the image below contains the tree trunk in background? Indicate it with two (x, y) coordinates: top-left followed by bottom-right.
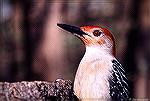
(0, 0), (16, 82)
(37, 0), (66, 81)
(11, 1), (25, 81)
(123, 0), (150, 99)
(135, 0), (150, 98)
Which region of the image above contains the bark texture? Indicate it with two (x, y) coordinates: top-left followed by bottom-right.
(0, 79), (78, 101)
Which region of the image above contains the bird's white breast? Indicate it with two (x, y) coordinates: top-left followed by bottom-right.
(74, 46), (114, 100)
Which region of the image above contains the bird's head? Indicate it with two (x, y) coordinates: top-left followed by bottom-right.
(57, 23), (116, 56)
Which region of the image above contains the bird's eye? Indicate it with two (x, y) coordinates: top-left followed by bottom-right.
(93, 30), (102, 37)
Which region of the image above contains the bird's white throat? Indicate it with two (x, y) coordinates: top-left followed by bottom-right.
(74, 45), (114, 98)
(83, 46), (114, 62)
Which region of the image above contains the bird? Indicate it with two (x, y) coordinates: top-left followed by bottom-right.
(57, 23), (129, 101)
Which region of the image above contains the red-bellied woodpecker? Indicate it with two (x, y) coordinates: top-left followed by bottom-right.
(57, 23), (129, 101)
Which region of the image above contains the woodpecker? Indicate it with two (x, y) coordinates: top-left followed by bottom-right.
(57, 23), (129, 101)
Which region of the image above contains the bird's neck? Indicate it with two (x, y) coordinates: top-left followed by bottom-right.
(81, 46), (114, 63)
(85, 46), (112, 56)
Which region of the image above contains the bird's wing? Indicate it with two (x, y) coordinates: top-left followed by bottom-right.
(109, 59), (129, 101)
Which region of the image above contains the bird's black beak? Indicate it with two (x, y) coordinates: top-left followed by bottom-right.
(57, 23), (87, 36)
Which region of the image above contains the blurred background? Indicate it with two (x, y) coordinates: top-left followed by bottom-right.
(0, 0), (150, 99)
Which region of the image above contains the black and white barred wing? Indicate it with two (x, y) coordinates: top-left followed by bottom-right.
(109, 59), (129, 101)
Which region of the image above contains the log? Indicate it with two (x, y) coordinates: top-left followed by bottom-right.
(0, 79), (78, 101)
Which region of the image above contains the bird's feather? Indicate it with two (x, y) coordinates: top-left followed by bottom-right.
(109, 59), (129, 101)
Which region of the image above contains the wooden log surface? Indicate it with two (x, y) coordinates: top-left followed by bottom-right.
(0, 79), (78, 101)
